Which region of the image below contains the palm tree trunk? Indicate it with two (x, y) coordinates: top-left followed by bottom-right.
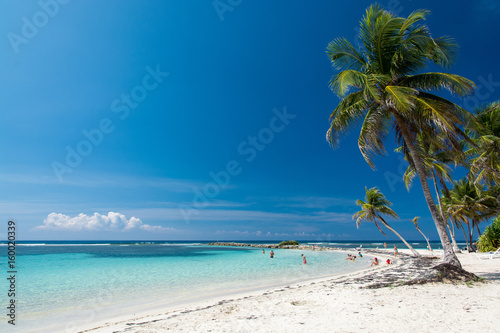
(431, 171), (460, 253)
(460, 224), (468, 250)
(446, 222), (461, 253)
(377, 215), (421, 257)
(467, 222), (474, 252)
(417, 228), (432, 252)
(394, 114), (461, 267)
(475, 223), (481, 237)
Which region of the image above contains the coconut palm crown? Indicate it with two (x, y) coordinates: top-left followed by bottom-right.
(354, 187), (420, 256)
(466, 101), (500, 187)
(326, 4), (475, 267)
(354, 187), (399, 232)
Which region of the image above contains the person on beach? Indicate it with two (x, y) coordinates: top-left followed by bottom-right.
(302, 254), (307, 264)
(371, 257), (379, 266)
(384, 242), (387, 250)
(358, 251), (363, 258)
(394, 245), (398, 257)
(270, 250), (274, 258)
(386, 259), (392, 265)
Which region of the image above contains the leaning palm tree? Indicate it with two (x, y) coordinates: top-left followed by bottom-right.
(411, 216), (432, 252)
(353, 187), (420, 257)
(466, 101), (500, 187)
(326, 5), (475, 266)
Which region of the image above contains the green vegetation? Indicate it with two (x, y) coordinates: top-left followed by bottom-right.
(279, 240), (299, 247)
(326, 4), (475, 267)
(477, 216), (500, 252)
(466, 102), (500, 187)
(412, 217), (432, 252)
(441, 179), (496, 251)
(353, 187), (420, 257)
(326, 4), (500, 265)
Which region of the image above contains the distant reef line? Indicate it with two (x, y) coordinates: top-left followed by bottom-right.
(207, 242), (333, 250)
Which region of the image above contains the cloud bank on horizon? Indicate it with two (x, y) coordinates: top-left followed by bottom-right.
(34, 212), (174, 233)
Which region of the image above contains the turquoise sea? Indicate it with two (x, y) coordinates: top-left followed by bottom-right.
(0, 240), (460, 332)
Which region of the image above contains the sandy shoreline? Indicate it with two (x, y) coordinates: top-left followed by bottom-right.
(80, 249), (500, 333)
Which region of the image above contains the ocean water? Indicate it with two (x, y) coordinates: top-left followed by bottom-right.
(1, 241), (375, 333)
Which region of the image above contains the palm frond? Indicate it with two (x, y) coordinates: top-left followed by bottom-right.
(327, 92), (370, 149)
(329, 70), (366, 97)
(384, 85), (417, 111)
(326, 37), (367, 71)
(400, 73), (475, 96)
(358, 105), (391, 168)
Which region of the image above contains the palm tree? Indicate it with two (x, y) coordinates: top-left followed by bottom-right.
(398, 132), (461, 252)
(444, 179), (495, 251)
(441, 192), (469, 251)
(466, 101), (500, 187)
(326, 5), (475, 267)
(411, 216), (432, 252)
(485, 185), (500, 216)
(353, 187), (420, 257)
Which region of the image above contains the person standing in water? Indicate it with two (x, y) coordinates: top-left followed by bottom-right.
(302, 254), (307, 264)
(270, 250), (274, 258)
(384, 242), (387, 250)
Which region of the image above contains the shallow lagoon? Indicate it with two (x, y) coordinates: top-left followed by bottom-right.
(4, 242), (372, 332)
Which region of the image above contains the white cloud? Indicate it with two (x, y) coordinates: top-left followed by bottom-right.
(34, 212), (174, 232)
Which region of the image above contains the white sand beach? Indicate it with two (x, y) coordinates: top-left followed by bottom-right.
(81, 250), (500, 333)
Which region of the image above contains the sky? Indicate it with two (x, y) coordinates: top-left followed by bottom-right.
(1, 0), (499, 242)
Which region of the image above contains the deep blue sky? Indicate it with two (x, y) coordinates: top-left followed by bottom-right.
(1, 0), (499, 241)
